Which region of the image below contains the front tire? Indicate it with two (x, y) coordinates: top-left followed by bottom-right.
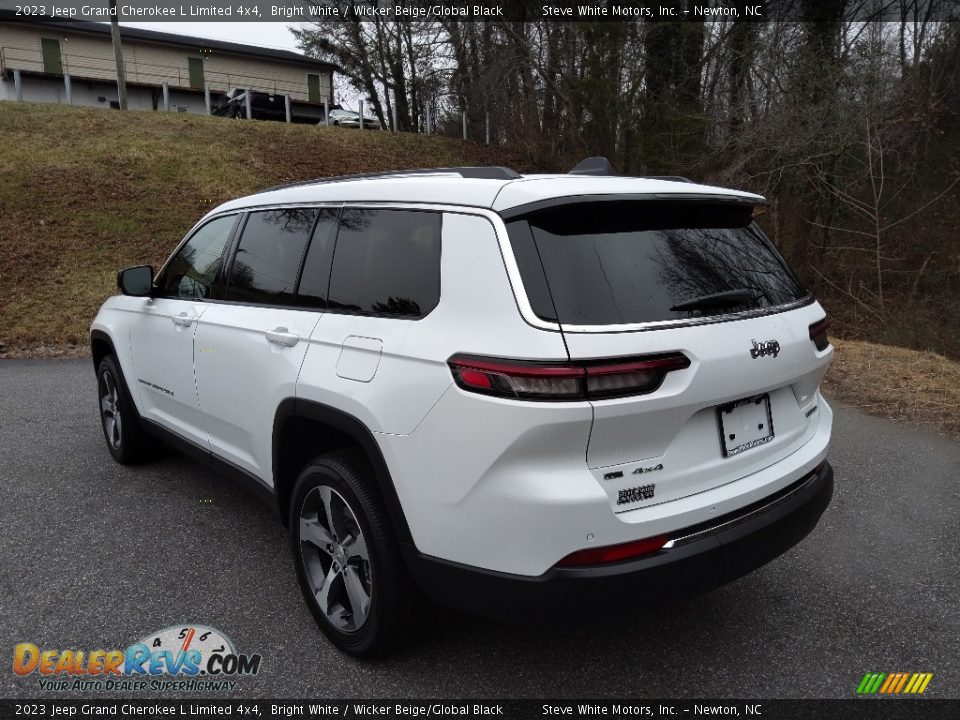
(96, 355), (156, 464)
(290, 452), (415, 657)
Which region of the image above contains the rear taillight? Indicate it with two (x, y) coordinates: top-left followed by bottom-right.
(448, 353), (691, 401)
(556, 534), (669, 567)
(809, 317), (831, 352)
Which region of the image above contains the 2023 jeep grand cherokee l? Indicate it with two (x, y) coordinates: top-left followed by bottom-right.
(91, 161), (834, 657)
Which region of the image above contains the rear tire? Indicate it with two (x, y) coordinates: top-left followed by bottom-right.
(290, 451), (416, 658)
(96, 355), (157, 465)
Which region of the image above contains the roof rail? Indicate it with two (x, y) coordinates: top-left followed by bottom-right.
(639, 175), (694, 183)
(255, 166), (521, 194)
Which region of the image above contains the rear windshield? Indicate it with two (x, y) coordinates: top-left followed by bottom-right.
(505, 200), (807, 326)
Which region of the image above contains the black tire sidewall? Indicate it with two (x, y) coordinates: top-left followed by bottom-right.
(96, 355), (145, 464)
(289, 457), (403, 657)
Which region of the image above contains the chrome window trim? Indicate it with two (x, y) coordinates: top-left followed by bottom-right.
(189, 200), (566, 334)
(171, 200), (810, 335)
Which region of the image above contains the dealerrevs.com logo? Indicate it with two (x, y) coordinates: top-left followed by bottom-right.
(13, 625), (261, 692)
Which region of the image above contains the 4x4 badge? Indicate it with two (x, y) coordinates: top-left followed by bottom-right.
(750, 339), (780, 359)
(633, 463), (663, 475)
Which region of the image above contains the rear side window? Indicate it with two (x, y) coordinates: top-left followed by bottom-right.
(506, 201), (806, 326)
(327, 208), (441, 318)
(224, 208), (318, 305)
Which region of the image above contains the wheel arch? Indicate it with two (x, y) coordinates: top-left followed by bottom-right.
(273, 399), (413, 545)
(90, 329), (117, 371)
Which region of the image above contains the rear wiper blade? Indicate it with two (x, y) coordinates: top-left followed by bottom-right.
(670, 289), (757, 312)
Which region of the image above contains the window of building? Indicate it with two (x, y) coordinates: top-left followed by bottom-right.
(188, 58), (205, 90)
(40, 38), (63, 75)
(307, 73), (322, 102)
(326, 208), (442, 318)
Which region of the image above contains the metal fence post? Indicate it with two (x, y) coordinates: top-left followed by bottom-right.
(64, 74), (72, 105)
(462, 111), (467, 140)
(162, 82), (170, 111)
(324, 100), (329, 126)
(284, 94), (291, 123)
(485, 112), (490, 145)
(245, 88), (252, 119)
(359, 100), (364, 131)
(13, 69), (22, 101)
(425, 106), (430, 134)
(391, 103), (398, 133)
(204, 84), (211, 115)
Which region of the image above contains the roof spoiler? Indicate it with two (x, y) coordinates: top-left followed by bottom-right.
(568, 157), (615, 176)
(568, 156), (694, 183)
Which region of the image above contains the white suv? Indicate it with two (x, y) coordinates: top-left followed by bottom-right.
(91, 160), (834, 657)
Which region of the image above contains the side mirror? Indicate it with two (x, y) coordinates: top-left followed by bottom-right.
(117, 265), (154, 297)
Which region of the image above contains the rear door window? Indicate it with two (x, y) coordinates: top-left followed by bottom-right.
(506, 200), (807, 326)
(296, 208), (341, 308)
(224, 208), (318, 305)
(326, 208), (442, 318)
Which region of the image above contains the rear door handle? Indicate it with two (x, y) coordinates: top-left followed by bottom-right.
(172, 312), (193, 327)
(265, 327), (300, 347)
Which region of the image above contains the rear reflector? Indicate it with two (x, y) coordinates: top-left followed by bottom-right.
(448, 353), (690, 401)
(556, 535), (669, 567)
(809, 317), (831, 352)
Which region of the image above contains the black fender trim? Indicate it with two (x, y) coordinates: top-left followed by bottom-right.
(89, 329), (117, 370)
(272, 398), (414, 545)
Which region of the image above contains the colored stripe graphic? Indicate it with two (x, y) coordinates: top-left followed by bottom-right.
(893, 673), (909, 693)
(856, 672), (933, 694)
(879, 674), (897, 693)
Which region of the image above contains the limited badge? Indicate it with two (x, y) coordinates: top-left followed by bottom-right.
(617, 483), (656, 505)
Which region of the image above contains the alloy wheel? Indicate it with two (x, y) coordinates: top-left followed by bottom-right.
(99, 370), (122, 451)
(299, 485), (373, 632)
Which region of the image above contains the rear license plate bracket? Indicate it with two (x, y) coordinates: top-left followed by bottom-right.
(717, 393), (774, 457)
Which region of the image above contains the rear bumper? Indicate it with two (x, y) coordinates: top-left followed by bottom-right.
(406, 461), (833, 623)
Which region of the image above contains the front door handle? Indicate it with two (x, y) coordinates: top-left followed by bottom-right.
(172, 312), (193, 327)
(265, 327), (300, 347)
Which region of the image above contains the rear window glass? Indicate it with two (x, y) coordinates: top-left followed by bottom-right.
(506, 201), (807, 326)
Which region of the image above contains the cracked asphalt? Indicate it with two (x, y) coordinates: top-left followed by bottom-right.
(1, 358), (958, 699)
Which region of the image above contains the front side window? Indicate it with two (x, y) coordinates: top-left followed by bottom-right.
(160, 214), (238, 299)
(327, 208), (442, 318)
(224, 209), (318, 305)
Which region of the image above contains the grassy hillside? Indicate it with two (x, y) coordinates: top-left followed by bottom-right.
(0, 102), (528, 352)
(824, 339), (960, 439)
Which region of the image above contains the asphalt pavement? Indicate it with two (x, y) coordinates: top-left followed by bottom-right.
(1, 359), (958, 699)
